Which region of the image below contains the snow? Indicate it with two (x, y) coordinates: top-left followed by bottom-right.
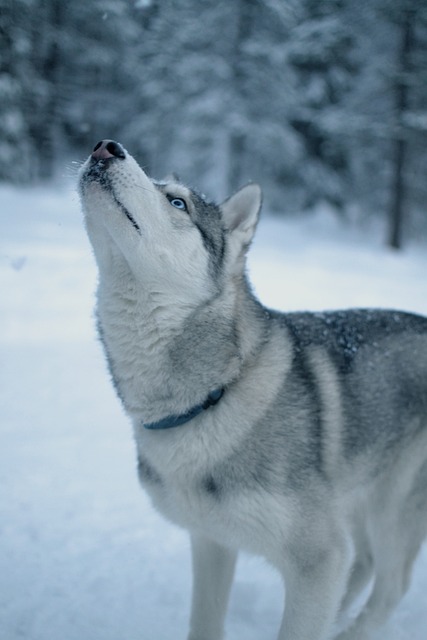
(1, 182), (427, 640)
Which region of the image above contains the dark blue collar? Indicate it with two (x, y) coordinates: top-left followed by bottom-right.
(143, 388), (225, 430)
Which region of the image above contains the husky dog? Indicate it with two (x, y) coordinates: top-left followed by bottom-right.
(79, 140), (427, 640)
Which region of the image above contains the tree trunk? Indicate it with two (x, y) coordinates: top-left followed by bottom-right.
(227, 1), (254, 194)
(388, 8), (414, 250)
(29, 0), (64, 180)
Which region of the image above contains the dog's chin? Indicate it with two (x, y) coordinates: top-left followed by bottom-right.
(81, 173), (141, 234)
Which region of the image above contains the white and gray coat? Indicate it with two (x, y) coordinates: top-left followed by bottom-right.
(79, 139), (427, 640)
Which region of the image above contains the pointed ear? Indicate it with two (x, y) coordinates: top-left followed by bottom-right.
(221, 183), (262, 245)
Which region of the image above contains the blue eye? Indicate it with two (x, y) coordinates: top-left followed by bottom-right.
(168, 196), (187, 211)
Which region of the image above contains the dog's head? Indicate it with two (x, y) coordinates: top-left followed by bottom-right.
(79, 140), (262, 306)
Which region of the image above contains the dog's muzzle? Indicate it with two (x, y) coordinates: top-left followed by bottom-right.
(81, 140), (141, 233)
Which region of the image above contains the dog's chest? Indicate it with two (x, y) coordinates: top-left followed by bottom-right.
(136, 437), (296, 559)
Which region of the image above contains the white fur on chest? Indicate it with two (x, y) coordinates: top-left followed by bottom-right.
(133, 325), (296, 558)
(97, 279), (191, 421)
(151, 474), (298, 562)
(138, 426), (299, 563)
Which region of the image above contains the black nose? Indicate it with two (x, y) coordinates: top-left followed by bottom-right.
(91, 140), (126, 161)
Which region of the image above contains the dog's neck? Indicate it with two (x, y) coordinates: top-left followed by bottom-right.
(96, 270), (267, 426)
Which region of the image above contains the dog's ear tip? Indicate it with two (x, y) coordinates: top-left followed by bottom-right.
(221, 183), (262, 235)
(245, 181), (262, 193)
(244, 182), (262, 206)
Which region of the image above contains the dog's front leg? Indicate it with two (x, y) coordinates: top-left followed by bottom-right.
(187, 534), (238, 640)
(277, 534), (351, 640)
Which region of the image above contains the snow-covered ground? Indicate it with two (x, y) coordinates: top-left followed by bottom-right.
(1, 182), (426, 640)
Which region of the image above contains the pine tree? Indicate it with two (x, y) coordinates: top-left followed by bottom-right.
(385, 0), (427, 248)
(284, 0), (358, 211)
(0, 0), (33, 182)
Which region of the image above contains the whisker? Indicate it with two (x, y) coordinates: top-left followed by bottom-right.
(134, 183), (157, 195)
(63, 160), (86, 178)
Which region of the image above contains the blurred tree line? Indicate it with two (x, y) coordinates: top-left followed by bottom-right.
(1, 0), (426, 247)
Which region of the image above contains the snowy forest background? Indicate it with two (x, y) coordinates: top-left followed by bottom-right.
(2, 3), (427, 638)
(1, 0), (427, 248)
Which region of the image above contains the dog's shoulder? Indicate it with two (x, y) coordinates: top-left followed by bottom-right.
(271, 308), (427, 374)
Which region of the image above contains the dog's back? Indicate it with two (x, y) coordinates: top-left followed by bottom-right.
(280, 309), (427, 458)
